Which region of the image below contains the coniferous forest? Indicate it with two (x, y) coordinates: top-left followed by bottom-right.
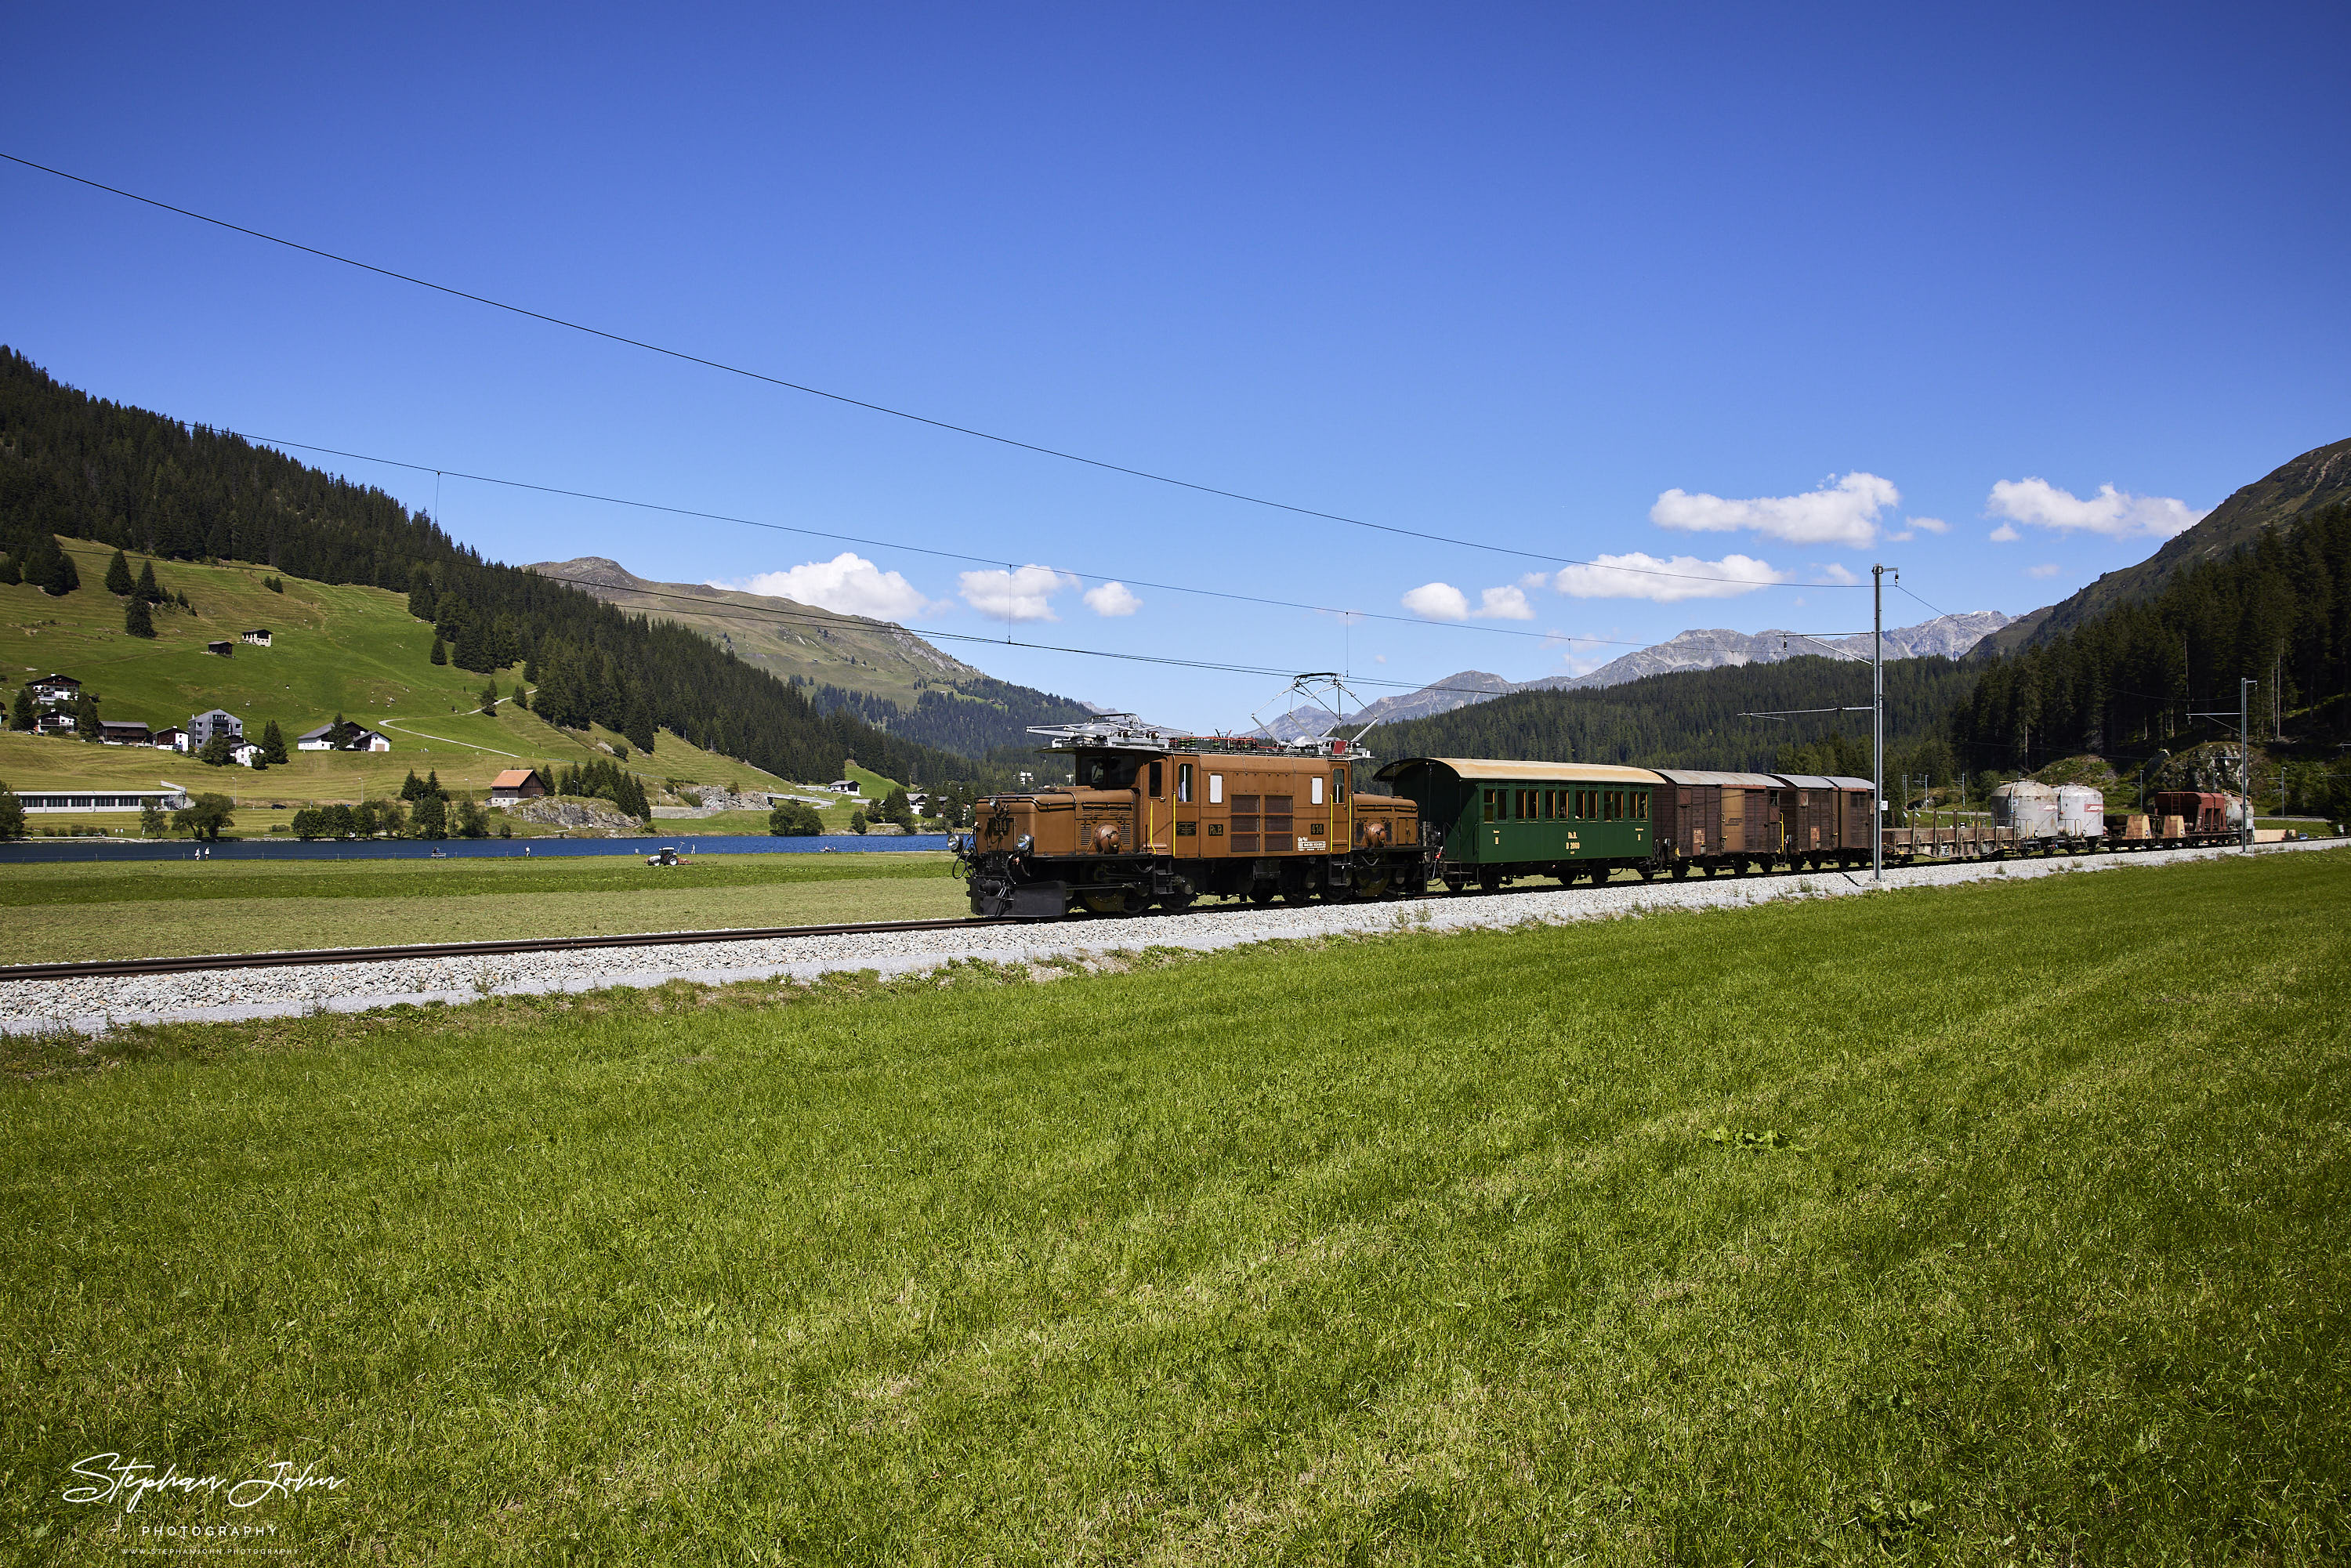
(0, 349), (997, 788)
(1952, 501), (2351, 769)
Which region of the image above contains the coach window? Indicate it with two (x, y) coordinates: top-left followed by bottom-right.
(1483, 788), (1498, 822)
(1208, 772), (1223, 805)
(1176, 763), (1193, 802)
(1634, 791), (1649, 820)
(1310, 776), (1324, 806)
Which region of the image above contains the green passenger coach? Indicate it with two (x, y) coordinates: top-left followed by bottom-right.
(1374, 757), (1667, 890)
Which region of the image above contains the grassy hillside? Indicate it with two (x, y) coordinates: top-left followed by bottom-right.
(528, 556), (1096, 755)
(1, 540), (796, 805)
(2, 853), (2343, 1560)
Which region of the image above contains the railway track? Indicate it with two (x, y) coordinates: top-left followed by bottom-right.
(0, 838), (2258, 984)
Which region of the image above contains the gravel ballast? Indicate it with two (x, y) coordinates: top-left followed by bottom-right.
(6, 838), (2342, 1037)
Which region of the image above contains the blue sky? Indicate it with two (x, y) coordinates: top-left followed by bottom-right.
(5, 4), (2346, 728)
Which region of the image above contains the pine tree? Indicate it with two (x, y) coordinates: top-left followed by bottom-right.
(429, 635), (447, 666)
(624, 695), (656, 754)
(399, 770), (425, 801)
(480, 680), (499, 715)
(10, 690), (35, 731)
(105, 549), (134, 595)
(135, 560), (161, 602)
(406, 566), (437, 622)
(0, 555), (19, 586)
(513, 683), (529, 711)
(124, 596), (156, 638)
(73, 691), (101, 742)
(260, 720), (288, 764)
(424, 769), (444, 798)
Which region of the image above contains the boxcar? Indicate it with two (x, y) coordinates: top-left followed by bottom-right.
(1771, 773), (1877, 867)
(1374, 758), (1663, 889)
(1650, 769), (1783, 876)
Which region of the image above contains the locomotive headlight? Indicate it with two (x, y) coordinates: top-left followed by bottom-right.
(1016, 834), (1034, 853)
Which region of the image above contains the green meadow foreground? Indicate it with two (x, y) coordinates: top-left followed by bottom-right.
(2, 854), (2346, 1563)
(0, 853), (965, 962)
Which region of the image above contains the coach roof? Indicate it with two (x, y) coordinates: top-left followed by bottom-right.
(1373, 758), (1667, 785)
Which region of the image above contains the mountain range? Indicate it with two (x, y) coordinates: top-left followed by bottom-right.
(1252, 612), (2013, 741)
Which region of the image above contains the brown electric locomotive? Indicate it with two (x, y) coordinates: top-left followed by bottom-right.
(957, 718), (1423, 918)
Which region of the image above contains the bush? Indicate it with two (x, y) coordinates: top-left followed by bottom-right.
(0, 785), (24, 841)
(849, 808), (868, 835)
(412, 795), (447, 839)
(768, 802), (824, 836)
(172, 793), (236, 842)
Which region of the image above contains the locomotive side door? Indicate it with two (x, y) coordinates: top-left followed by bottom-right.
(1170, 757), (1200, 862)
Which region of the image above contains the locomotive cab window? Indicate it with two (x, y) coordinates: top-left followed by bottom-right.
(1208, 773), (1223, 805)
(1079, 752), (1143, 790)
(1310, 776), (1324, 806)
(1176, 763), (1193, 802)
(1149, 761), (1164, 798)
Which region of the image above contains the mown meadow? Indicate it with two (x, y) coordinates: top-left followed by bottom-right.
(1, 850), (2345, 1563)
(0, 852), (965, 963)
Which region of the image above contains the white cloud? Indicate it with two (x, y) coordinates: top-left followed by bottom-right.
(1551, 552), (1787, 603)
(960, 564), (1079, 622)
(1403, 580), (1541, 621)
(1475, 584), (1536, 620)
(1373, 654), (1387, 664)
(1986, 478), (2206, 540)
(1989, 523), (2021, 543)
(1910, 516), (1950, 534)
(2027, 563), (2063, 579)
(1401, 581), (1472, 620)
(725, 552), (936, 621)
(1814, 563), (1860, 585)
(1081, 581), (1142, 617)
(1650, 472), (1900, 547)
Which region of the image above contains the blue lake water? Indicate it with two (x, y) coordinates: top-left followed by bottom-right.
(0, 835), (951, 864)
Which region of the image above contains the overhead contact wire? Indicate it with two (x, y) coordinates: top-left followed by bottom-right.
(3, 150), (1867, 591)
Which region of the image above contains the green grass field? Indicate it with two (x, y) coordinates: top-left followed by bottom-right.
(0, 853), (963, 961)
(2, 852), (2346, 1563)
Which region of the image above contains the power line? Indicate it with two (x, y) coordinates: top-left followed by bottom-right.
(529, 570), (1530, 704)
(2, 150), (1868, 592)
(230, 429), (1658, 652)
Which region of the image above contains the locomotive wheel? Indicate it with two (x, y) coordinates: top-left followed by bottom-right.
(1081, 865), (1142, 916)
(1248, 884), (1276, 906)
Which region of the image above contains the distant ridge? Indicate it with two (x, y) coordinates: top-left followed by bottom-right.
(1250, 614), (2008, 741)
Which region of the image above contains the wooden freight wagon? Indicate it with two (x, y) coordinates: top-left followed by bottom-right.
(1770, 774), (1877, 868)
(1649, 769), (1782, 876)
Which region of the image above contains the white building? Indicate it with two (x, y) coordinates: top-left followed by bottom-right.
(296, 722), (391, 753)
(18, 787), (191, 813)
